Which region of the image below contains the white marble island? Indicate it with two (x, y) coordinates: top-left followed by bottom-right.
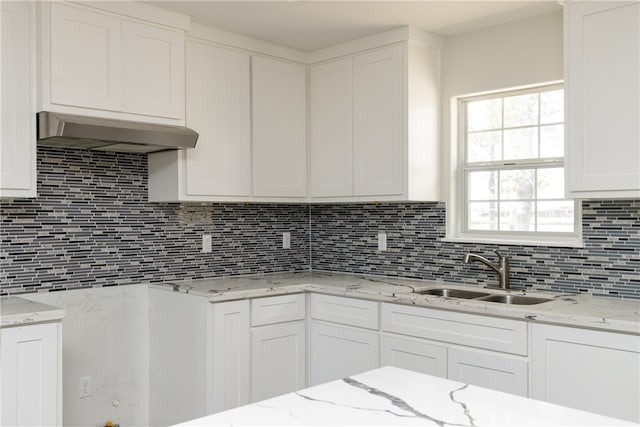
(174, 366), (633, 426)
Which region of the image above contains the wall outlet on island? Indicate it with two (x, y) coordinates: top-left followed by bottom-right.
(79, 376), (91, 398)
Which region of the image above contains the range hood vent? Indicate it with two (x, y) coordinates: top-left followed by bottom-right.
(37, 112), (198, 153)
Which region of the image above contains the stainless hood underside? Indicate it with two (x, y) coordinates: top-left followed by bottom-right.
(37, 112), (198, 153)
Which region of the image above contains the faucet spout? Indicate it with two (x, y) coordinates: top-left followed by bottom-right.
(463, 251), (510, 289)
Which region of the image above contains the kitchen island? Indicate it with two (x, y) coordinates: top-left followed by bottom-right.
(173, 366), (633, 426)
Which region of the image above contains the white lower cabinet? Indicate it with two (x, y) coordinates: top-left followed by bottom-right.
(251, 321), (306, 401)
(447, 347), (528, 397)
(310, 322), (379, 386)
(531, 323), (640, 423)
(1, 322), (62, 427)
(380, 334), (447, 377)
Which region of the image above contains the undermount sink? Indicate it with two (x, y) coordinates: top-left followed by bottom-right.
(415, 288), (490, 299)
(477, 294), (552, 305)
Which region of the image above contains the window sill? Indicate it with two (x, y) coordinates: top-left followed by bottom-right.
(443, 234), (584, 248)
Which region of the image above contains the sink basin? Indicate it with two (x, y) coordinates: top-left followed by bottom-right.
(477, 294), (552, 305)
(415, 288), (490, 299)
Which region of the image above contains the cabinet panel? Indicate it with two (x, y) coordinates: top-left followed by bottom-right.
(251, 321), (306, 401)
(310, 322), (379, 386)
(0, 1), (36, 197)
(309, 58), (353, 197)
(531, 323), (640, 422)
(381, 303), (527, 355)
(448, 347), (528, 397)
(380, 334), (447, 378)
(311, 294), (379, 330)
(122, 21), (184, 119)
(49, 3), (122, 111)
(184, 41), (251, 197)
(252, 56), (307, 197)
(211, 300), (250, 413)
(565, 1), (640, 197)
(353, 45), (404, 196)
(1, 323), (60, 426)
(251, 293), (306, 326)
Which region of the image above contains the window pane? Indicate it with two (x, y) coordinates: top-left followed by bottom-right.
(500, 169), (535, 200)
(499, 201), (535, 231)
(540, 89), (564, 124)
(467, 98), (502, 131)
(504, 127), (538, 160)
(468, 202), (498, 230)
(537, 201), (574, 232)
(467, 131), (501, 162)
(468, 171), (498, 200)
(537, 168), (565, 199)
(540, 125), (564, 158)
(504, 93), (538, 127)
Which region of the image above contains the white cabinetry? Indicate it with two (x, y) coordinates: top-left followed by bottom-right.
(1, 322), (62, 426)
(309, 294), (380, 385)
(1, 1), (37, 198)
(252, 57), (307, 198)
(380, 334), (447, 377)
(309, 36), (442, 202)
(250, 294), (306, 401)
(531, 323), (640, 423)
(564, 1), (640, 198)
(42, 2), (185, 124)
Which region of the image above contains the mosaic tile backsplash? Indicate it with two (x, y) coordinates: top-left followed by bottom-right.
(0, 148), (309, 294)
(1, 147), (639, 298)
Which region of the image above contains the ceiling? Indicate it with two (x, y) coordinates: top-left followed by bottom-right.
(145, 1), (562, 52)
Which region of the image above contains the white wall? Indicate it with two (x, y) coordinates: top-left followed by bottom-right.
(25, 285), (149, 427)
(440, 11), (563, 200)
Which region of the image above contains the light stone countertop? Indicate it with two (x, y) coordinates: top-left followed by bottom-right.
(0, 296), (65, 327)
(151, 271), (640, 335)
(173, 366), (635, 426)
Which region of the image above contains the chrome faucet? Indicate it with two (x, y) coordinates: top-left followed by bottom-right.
(463, 251), (510, 289)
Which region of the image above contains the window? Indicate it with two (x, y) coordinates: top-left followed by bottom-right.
(449, 84), (581, 246)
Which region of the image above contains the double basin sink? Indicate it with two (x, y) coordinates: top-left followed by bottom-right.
(415, 288), (551, 305)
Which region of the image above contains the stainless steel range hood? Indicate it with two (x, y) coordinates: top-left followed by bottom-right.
(37, 112), (198, 153)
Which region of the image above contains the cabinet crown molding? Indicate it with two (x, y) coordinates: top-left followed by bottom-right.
(70, 0), (191, 31)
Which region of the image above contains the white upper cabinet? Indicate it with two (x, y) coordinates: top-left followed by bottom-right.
(309, 58), (354, 197)
(42, 2), (185, 124)
(565, 1), (640, 198)
(251, 56), (307, 198)
(309, 34), (442, 202)
(0, 1), (37, 198)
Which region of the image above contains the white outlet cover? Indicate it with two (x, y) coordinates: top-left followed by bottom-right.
(79, 376), (91, 398)
(282, 232), (291, 249)
(378, 233), (387, 251)
(202, 234), (212, 253)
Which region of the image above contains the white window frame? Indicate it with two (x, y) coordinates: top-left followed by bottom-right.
(444, 83), (583, 247)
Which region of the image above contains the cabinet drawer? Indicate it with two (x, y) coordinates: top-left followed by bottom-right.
(311, 294), (379, 330)
(381, 303), (527, 355)
(251, 294), (306, 326)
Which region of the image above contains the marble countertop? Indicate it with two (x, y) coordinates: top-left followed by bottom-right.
(173, 366), (634, 426)
(151, 271), (640, 334)
(0, 296), (65, 327)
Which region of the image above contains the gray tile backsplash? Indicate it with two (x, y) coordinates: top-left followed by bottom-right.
(1, 147), (638, 298)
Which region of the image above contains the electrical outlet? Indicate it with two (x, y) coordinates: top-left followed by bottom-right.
(378, 233), (387, 251)
(79, 376), (91, 398)
(282, 232), (291, 249)
(202, 234), (212, 253)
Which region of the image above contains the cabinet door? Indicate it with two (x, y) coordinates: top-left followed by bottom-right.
(251, 321), (306, 402)
(380, 334), (447, 378)
(251, 56), (307, 198)
(0, 1), (36, 198)
(531, 323), (640, 422)
(184, 41), (251, 197)
(309, 58), (353, 197)
(211, 300), (250, 413)
(353, 45), (404, 196)
(122, 21), (184, 120)
(310, 322), (379, 386)
(49, 3), (122, 111)
(447, 347), (528, 397)
(1, 323), (60, 427)
(565, 1), (640, 198)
